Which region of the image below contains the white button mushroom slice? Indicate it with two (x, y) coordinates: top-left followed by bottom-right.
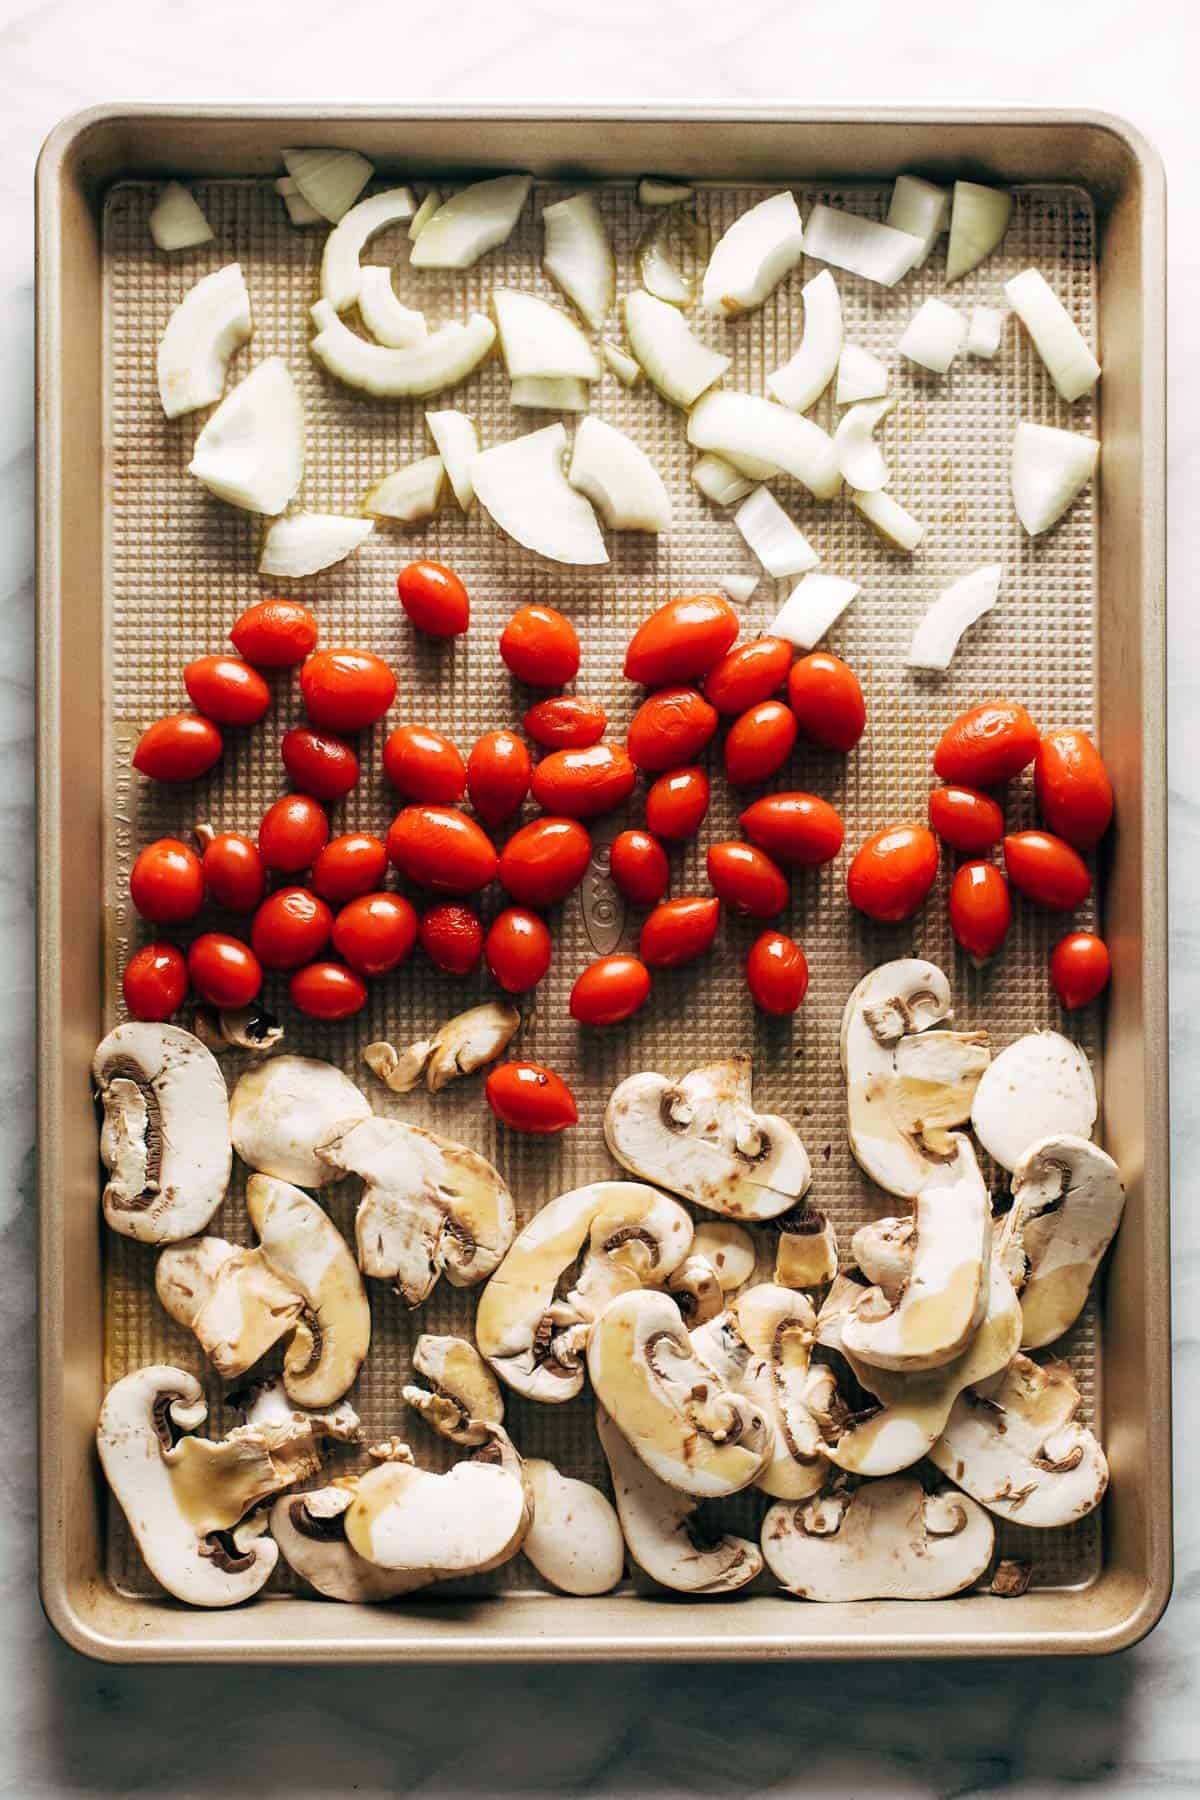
(153, 1234), (239, 1329)
(813, 1272), (870, 1353)
(907, 564), (1002, 672)
(402, 1334), (505, 1446)
(423, 1000), (522, 1093)
(148, 181), (214, 252)
(767, 269), (843, 413)
(542, 192), (615, 331)
(424, 408), (479, 510)
(690, 453), (754, 507)
(408, 188), (442, 240)
(836, 341), (889, 406)
(1006, 1135), (1125, 1349)
(344, 1426), (531, 1576)
(971, 1031), (1097, 1174)
(188, 357), (305, 515)
(270, 1484), (429, 1602)
(492, 289), (602, 382)
(309, 299), (497, 399)
(897, 298), (967, 375)
(93, 1023), (232, 1245)
(245, 1175), (371, 1406)
(258, 513), (375, 579)
(275, 176), (322, 227)
(281, 147), (372, 223)
(692, 1221), (758, 1294)
(665, 1253), (726, 1327)
(191, 1001), (283, 1056)
(510, 375), (591, 412)
(886, 174), (950, 270)
(1010, 420), (1100, 537)
(362, 1037), (435, 1094)
(1004, 267), (1100, 402)
(767, 572), (862, 653)
(801, 203), (923, 287)
(725, 1284), (834, 1501)
(966, 305), (1006, 359)
(605, 1055), (812, 1222)
(599, 340), (642, 387)
(319, 186), (418, 312)
(701, 190), (805, 316)
(156, 263), (252, 419)
(623, 289), (730, 411)
(732, 486), (819, 578)
(687, 391), (841, 501)
(851, 1214), (914, 1301)
(930, 1353), (1108, 1527)
(522, 1460), (626, 1595)
(232, 1374), (361, 1445)
(230, 1054), (371, 1189)
(156, 1238), (305, 1381)
(833, 396), (894, 492)
(356, 267), (428, 349)
(851, 487), (925, 553)
(567, 415), (672, 533)
(762, 1475), (994, 1601)
(408, 174), (532, 270)
(772, 1207), (840, 1290)
(471, 424), (609, 567)
(945, 180), (1014, 283)
(362, 455), (446, 523)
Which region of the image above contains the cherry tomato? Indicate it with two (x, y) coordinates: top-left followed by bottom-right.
(627, 687), (718, 773)
(707, 842), (789, 919)
(258, 794), (330, 873)
(396, 560), (469, 637)
(928, 785), (1005, 854)
(739, 793), (844, 867)
(485, 908), (552, 993)
(1050, 931), (1112, 1009)
(467, 730), (532, 826)
(311, 833), (389, 904)
(746, 931), (809, 1015)
(187, 933), (262, 1008)
(250, 887), (333, 970)
(624, 595), (738, 686)
(1003, 831), (1091, 910)
(300, 649), (396, 733)
(383, 724), (467, 803)
(934, 700), (1040, 785)
(704, 637), (792, 715)
(724, 700), (798, 786)
(847, 824), (939, 922)
(289, 961), (368, 1020)
(786, 652), (866, 753)
(570, 954), (651, 1025)
(485, 1061), (578, 1133)
(529, 744), (636, 819)
(639, 896), (721, 968)
(498, 817), (592, 906)
(281, 727), (360, 802)
(949, 862), (1012, 963)
(523, 696), (606, 750)
(1034, 728), (1114, 850)
(644, 767), (709, 842)
(419, 902), (484, 975)
(231, 598), (317, 668)
(129, 838), (204, 924)
(334, 893), (421, 976)
(123, 943), (188, 1021)
(500, 605), (579, 686)
(200, 831), (265, 913)
(183, 655), (271, 727)
(387, 805), (498, 894)
(610, 830), (669, 906)
(132, 714), (223, 782)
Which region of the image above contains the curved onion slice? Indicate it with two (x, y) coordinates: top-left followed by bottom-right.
(767, 269), (842, 412)
(886, 175), (950, 270)
(409, 174), (532, 270)
(275, 177), (322, 227)
(722, 571), (760, 604)
(834, 396), (894, 492)
(946, 180), (1013, 283)
(1004, 268), (1100, 402)
(734, 487), (818, 577)
(768, 572), (861, 650)
(804, 203), (922, 287)
(600, 341), (642, 386)
(691, 454), (754, 507)
(510, 376), (590, 412)
(425, 410), (478, 510)
(543, 194), (615, 331)
(282, 148), (373, 223)
(357, 268), (427, 348)
(409, 190), (441, 240)
(149, 182), (214, 252)
(188, 357), (303, 515)
(363, 455), (446, 523)
(687, 391), (841, 502)
(1011, 422), (1099, 537)
(852, 488), (925, 553)
(259, 512), (374, 578)
(310, 300), (496, 398)
(157, 263), (252, 419)
(837, 343), (888, 405)
(639, 177), (693, 207)
(624, 290), (729, 410)
(493, 290), (601, 381)
(472, 425), (608, 566)
(702, 191), (805, 316)
(321, 187), (418, 311)
(567, 416), (671, 533)
(966, 306), (1006, 359)
(898, 298), (967, 374)
(907, 565), (1002, 670)
(637, 222), (694, 306)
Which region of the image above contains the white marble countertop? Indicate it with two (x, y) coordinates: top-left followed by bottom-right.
(3, 0), (1195, 1792)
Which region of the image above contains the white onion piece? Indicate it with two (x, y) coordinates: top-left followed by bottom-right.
(188, 357), (304, 515)
(408, 190), (441, 240)
(1004, 268), (1100, 402)
(768, 573), (861, 650)
(310, 300), (495, 398)
(259, 512), (374, 578)
(543, 193), (615, 331)
(638, 177), (693, 207)
(702, 191), (805, 316)
(836, 343), (889, 405)
(767, 270), (842, 412)
(687, 391), (841, 501)
(568, 416), (671, 533)
(321, 187), (418, 312)
(966, 306), (1006, 359)
(1011, 422), (1099, 537)
(803, 203), (922, 287)
(409, 174), (532, 269)
(275, 177), (322, 227)
(493, 290), (601, 381)
(624, 290), (729, 410)
(357, 269), (427, 348)
(149, 182), (214, 252)
(691, 454), (754, 507)
(834, 396), (894, 492)
(363, 456), (446, 523)
(898, 298), (967, 374)
(907, 566), (1002, 670)
(157, 263), (252, 419)
(282, 148), (372, 223)
(722, 571), (761, 604)
(425, 410), (479, 510)
(637, 223), (693, 306)
(509, 376), (590, 412)
(851, 488), (925, 554)
(733, 487), (818, 577)
(886, 175), (950, 269)
(600, 341), (642, 387)
(945, 180), (1013, 283)
(472, 425), (608, 565)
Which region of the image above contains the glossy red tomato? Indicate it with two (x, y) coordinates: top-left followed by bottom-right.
(485, 908), (552, 993)
(570, 955), (651, 1025)
(1050, 931), (1112, 1009)
(231, 598), (317, 668)
(624, 595), (738, 686)
(300, 649), (396, 733)
(1034, 729), (1114, 850)
(707, 842), (789, 919)
(251, 887), (333, 969)
(529, 744), (636, 819)
(123, 943), (188, 1021)
(627, 687), (718, 773)
(187, 933), (262, 1008)
(724, 700), (798, 785)
(200, 831), (265, 913)
(183, 655), (271, 727)
(739, 793), (844, 867)
(934, 700), (1039, 785)
(644, 767), (710, 841)
(386, 805), (498, 894)
(609, 830), (669, 906)
(281, 727), (360, 802)
(523, 696), (607, 750)
(1003, 831), (1091, 910)
(746, 931), (809, 1015)
(485, 1061), (578, 1133)
(847, 824), (940, 922)
(418, 902), (484, 975)
(333, 893), (420, 976)
(498, 817), (592, 906)
(639, 896), (720, 968)
(500, 605), (579, 686)
(129, 838), (204, 924)
(396, 560), (470, 637)
(466, 730), (532, 826)
(949, 862), (1012, 962)
(289, 961), (368, 1020)
(704, 637), (792, 715)
(311, 833), (389, 904)
(258, 794), (330, 873)
(786, 652), (866, 753)
(928, 785), (1005, 853)
(383, 724), (467, 803)
(132, 714), (223, 782)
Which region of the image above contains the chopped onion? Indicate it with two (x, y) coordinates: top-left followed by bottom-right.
(687, 391), (841, 501)
(886, 175), (950, 269)
(472, 425), (608, 565)
(543, 193), (614, 331)
(568, 416), (671, 533)
(282, 148), (372, 223)
(624, 290), (729, 410)
(1004, 268), (1100, 402)
(600, 340), (642, 387)
(722, 571), (760, 603)
(734, 487), (819, 577)
(898, 298), (967, 374)
(363, 455), (446, 523)
(509, 375), (590, 412)
(691, 454), (754, 507)
(701, 191), (805, 316)
(188, 357), (304, 515)
(493, 290), (601, 381)
(638, 177), (692, 207)
(425, 410), (479, 510)
(259, 512), (374, 578)
(637, 221), (694, 306)
(833, 396), (894, 492)
(275, 177), (322, 227)
(945, 180), (1013, 283)
(907, 565), (1002, 670)
(836, 343), (888, 405)
(409, 174), (532, 270)
(310, 300), (495, 398)
(1011, 421), (1099, 536)
(149, 182), (214, 252)
(966, 306), (1006, 359)
(321, 187), (418, 312)
(408, 190), (441, 240)
(157, 263), (252, 419)
(767, 270), (842, 413)
(851, 488), (925, 553)
(768, 572), (861, 650)
(357, 268), (427, 349)
(803, 203), (922, 287)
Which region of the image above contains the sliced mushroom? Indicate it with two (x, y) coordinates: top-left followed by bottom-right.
(522, 1460), (626, 1595)
(93, 1023), (232, 1243)
(231, 1055), (371, 1188)
(605, 1055), (811, 1221)
(364, 1000), (520, 1095)
(402, 1334), (505, 1445)
(344, 1425), (531, 1577)
(691, 1221), (758, 1293)
(728, 1284), (835, 1500)
(232, 1374), (361, 1445)
(814, 1272), (870, 1353)
(761, 1474), (995, 1600)
(666, 1253), (726, 1325)
(156, 1239), (305, 1379)
(193, 1004), (284, 1056)
(970, 1032), (1097, 1172)
(1006, 1135), (1124, 1348)
(270, 1485), (429, 1602)
(363, 1038), (435, 1094)
(851, 1214), (915, 1301)
(772, 1206), (839, 1289)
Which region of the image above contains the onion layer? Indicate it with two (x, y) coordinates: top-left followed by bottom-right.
(1004, 268), (1100, 402)
(768, 573), (861, 650)
(362, 456), (446, 523)
(157, 263), (252, 419)
(543, 193), (615, 330)
(321, 187), (418, 312)
(907, 565), (1002, 670)
(357, 268), (427, 349)
(886, 175), (950, 269)
(624, 290), (729, 410)
(733, 487), (819, 577)
(259, 513), (374, 578)
(836, 343), (889, 405)
(493, 290), (601, 381)
(687, 391), (841, 501)
(310, 300), (496, 398)
(803, 203), (922, 287)
(425, 410), (479, 509)
(1010, 422), (1099, 536)
(701, 191), (805, 316)
(568, 416), (671, 533)
(767, 270), (843, 413)
(472, 425), (608, 566)
(945, 180), (1013, 283)
(898, 299), (967, 375)
(282, 148), (373, 223)
(851, 488), (925, 554)
(188, 357), (304, 516)
(149, 182), (214, 252)
(409, 174), (532, 270)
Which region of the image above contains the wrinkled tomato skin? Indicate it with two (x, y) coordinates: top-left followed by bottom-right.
(739, 793), (844, 868)
(300, 649), (396, 733)
(498, 817), (592, 906)
(1034, 729), (1114, 850)
(1050, 931), (1112, 1009)
(704, 637), (793, 715)
(928, 785), (1005, 854)
(500, 605), (579, 686)
(123, 943), (188, 1021)
(707, 842), (790, 919)
(724, 700), (798, 786)
(529, 744), (636, 819)
(281, 727), (360, 802)
(486, 1061), (578, 1133)
(311, 833), (389, 904)
(523, 696), (607, 750)
(383, 725), (467, 803)
(847, 824), (940, 922)
(258, 794), (330, 873)
(466, 730), (532, 826)
(396, 560), (470, 637)
(334, 893), (420, 976)
(289, 962), (368, 1020)
(746, 931), (809, 1015)
(418, 902), (484, 975)
(627, 687), (718, 773)
(570, 955), (652, 1025)
(183, 655), (272, 728)
(231, 599), (317, 668)
(200, 832), (265, 913)
(133, 714), (223, 782)
(386, 805), (498, 894)
(609, 830), (669, 906)
(624, 595), (738, 686)
(129, 838), (204, 924)
(934, 700), (1040, 785)
(639, 896), (721, 968)
(787, 652), (866, 753)
(644, 767), (710, 842)
(1003, 831), (1092, 911)
(949, 862), (1012, 962)
(187, 933), (262, 1008)
(485, 908), (552, 993)
(250, 887), (333, 970)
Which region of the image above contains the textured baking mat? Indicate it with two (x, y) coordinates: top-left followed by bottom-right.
(102, 174), (1101, 1600)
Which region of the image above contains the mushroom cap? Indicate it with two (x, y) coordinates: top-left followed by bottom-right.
(691, 1221), (759, 1292)
(230, 1054), (371, 1188)
(269, 1486), (429, 1602)
(403, 1333), (505, 1445)
(851, 1214), (914, 1302)
(425, 1000), (521, 1092)
(246, 1175), (371, 1406)
(1008, 1135), (1125, 1349)
(666, 1253), (726, 1326)
(344, 1428), (530, 1576)
(521, 1460), (626, 1595)
(728, 1284), (831, 1500)
(970, 1032), (1097, 1173)
(761, 1475), (995, 1600)
(156, 1238), (305, 1380)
